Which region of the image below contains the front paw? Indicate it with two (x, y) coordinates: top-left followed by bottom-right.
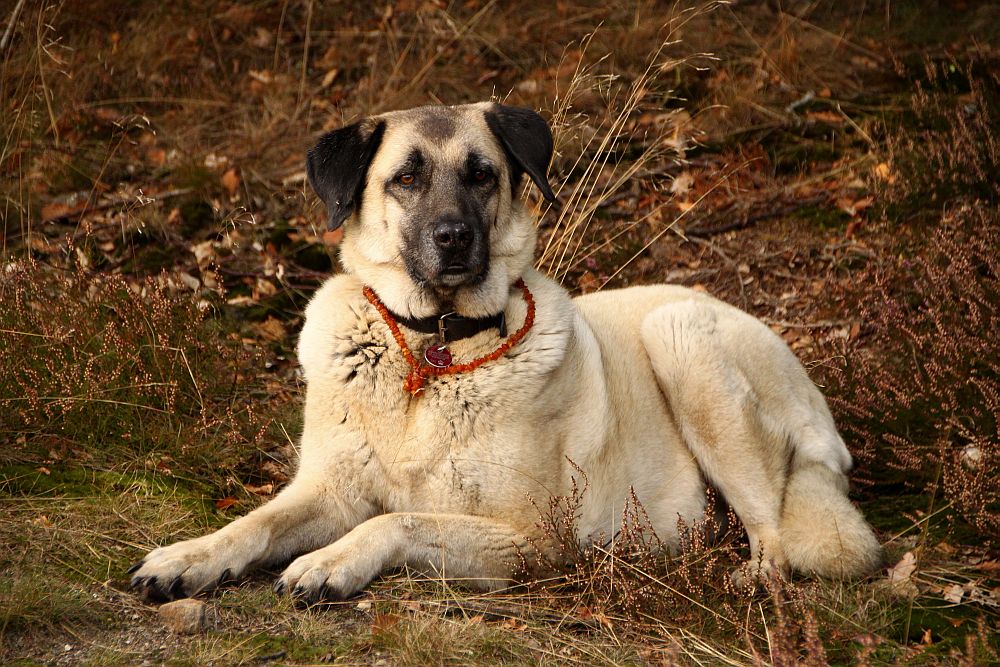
(274, 544), (381, 605)
(730, 557), (789, 594)
(129, 537), (237, 602)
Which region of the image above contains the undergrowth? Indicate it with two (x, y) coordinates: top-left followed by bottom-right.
(2, 1), (999, 664)
(832, 58), (1000, 543)
(0, 261), (285, 484)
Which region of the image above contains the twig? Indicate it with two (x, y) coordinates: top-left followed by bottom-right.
(34, 6), (59, 146)
(685, 194), (827, 238)
(0, 0), (26, 51)
(763, 319), (851, 330)
(42, 188), (192, 224)
(297, 0), (314, 111)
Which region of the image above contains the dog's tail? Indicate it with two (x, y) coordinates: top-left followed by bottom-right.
(779, 459), (883, 578)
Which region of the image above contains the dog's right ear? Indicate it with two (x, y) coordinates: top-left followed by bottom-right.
(306, 120), (386, 230)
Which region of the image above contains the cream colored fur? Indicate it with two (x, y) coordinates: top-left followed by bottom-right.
(131, 103), (881, 602)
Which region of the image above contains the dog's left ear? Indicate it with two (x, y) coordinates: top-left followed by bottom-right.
(485, 105), (557, 204)
(307, 119), (386, 230)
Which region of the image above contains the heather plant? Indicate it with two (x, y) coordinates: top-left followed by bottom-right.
(887, 53), (1000, 216)
(833, 209), (999, 539)
(831, 57), (1000, 540)
(519, 471), (847, 663)
(0, 260), (281, 481)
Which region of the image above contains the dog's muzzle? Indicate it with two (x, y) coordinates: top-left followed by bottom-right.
(429, 216), (487, 287)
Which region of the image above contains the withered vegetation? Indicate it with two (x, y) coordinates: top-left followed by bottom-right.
(2, 1), (998, 664)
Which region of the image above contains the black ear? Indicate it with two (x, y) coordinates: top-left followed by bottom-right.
(484, 105), (557, 204)
(306, 120), (386, 230)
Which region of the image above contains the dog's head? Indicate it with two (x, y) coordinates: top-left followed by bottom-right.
(307, 102), (555, 317)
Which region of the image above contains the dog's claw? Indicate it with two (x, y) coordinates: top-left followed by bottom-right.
(135, 575), (171, 603)
(167, 576), (186, 599)
(217, 568), (233, 587)
(273, 580), (287, 595)
(126, 560), (144, 576)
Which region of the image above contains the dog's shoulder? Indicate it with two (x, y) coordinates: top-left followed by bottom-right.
(298, 273), (378, 384)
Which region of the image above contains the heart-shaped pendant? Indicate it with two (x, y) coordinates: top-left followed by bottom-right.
(424, 344), (452, 368)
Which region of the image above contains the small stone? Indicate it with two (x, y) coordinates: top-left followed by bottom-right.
(158, 598), (211, 634)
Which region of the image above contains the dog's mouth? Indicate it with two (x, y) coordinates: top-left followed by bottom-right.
(435, 263), (482, 287)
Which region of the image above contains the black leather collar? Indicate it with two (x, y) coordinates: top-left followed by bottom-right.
(392, 308), (507, 343)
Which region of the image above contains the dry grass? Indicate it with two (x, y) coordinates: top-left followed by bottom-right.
(2, 1), (999, 665)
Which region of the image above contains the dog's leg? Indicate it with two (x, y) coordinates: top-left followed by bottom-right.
(130, 467), (377, 601)
(641, 302), (789, 579)
(275, 513), (530, 603)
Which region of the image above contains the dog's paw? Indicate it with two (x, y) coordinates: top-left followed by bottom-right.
(129, 536), (237, 602)
(730, 558), (789, 594)
(274, 543), (382, 605)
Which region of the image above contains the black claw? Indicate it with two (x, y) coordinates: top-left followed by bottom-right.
(126, 560), (145, 575)
(129, 575), (144, 590)
(292, 584), (304, 598)
(273, 580), (287, 595)
(217, 568), (233, 587)
(167, 576), (186, 599)
(138, 576), (170, 603)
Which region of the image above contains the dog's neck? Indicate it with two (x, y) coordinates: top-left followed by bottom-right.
(376, 299), (508, 343)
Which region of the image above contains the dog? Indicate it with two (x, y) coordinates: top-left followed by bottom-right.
(129, 102), (882, 603)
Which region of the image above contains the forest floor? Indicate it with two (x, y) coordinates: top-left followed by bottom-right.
(1, 1), (998, 665)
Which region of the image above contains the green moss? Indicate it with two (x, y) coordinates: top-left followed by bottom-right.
(0, 464), (211, 501)
(177, 198), (216, 237)
(791, 204), (851, 232)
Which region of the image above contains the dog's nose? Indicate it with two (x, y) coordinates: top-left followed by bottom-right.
(432, 219), (473, 252)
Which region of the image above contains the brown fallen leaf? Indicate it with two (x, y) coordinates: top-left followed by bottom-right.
(577, 271), (600, 294)
(221, 167), (241, 196)
(670, 171), (694, 196)
(885, 551), (919, 597)
(244, 482), (273, 496)
(371, 613), (400, 636)
(254, 316), (287, 343)
(806, 110), (844, 124)
(215, 497), (238, 510)
(942, 584), (964, 604)
(262, 460), (289, 483)
(888, 551), (917, 583)
(146, 147), (167, 167)
(40, 202), (85, 222)
(501, 618), (528, 631)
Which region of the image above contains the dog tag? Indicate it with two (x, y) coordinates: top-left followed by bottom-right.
(424, 344), (452, 368)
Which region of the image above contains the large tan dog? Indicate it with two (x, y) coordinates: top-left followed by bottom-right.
(130, 102), (881, 603)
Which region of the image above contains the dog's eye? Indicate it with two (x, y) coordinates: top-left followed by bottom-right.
(397, 173), (416, 186)
(473, 169), (489, 183)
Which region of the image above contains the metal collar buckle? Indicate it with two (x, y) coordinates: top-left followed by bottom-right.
(436, 311), (456, 344)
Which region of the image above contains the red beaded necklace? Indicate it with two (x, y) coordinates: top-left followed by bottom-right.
(362, 279), (536, 396)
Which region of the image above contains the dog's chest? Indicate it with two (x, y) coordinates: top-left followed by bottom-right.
(328, 322), (519, 511)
